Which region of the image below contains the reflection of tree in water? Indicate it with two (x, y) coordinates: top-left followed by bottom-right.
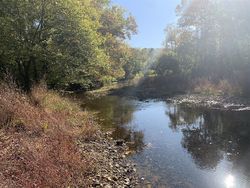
(112, 125), (145, 151)
(182, 127), (223, 169)
(166, 104), (203, 131)
(81, 96), (136, 128)
(167, 103), (250, 174)
(81, 96), (145, 151)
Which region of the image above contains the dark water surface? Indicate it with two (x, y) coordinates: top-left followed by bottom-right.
(81, 95), (250, 188)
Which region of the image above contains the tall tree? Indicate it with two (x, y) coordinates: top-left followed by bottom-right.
(162, 0), (250, 94)
(0, 0), (138, 90)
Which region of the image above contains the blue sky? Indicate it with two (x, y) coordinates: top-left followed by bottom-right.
(112, 0), (180, 48)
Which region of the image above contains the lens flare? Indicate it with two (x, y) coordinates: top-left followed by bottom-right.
(225, 174), (235, 188)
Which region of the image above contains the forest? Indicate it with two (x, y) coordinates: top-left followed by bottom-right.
(0, 0), (150, 91)
(152, 0), (250, 96)
(1, 0), (250, 96)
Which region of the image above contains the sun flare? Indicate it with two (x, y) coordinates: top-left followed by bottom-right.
(225, 174), (235, 188)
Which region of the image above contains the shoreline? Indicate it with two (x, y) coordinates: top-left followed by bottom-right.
(168, 94), (250, 111)
(80, 131), (139, 188)
(0, 84), (140, 187)
(82, 82), (250, 111)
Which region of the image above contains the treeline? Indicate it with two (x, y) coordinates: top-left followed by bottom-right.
(152, 0), (250, 96)
(0, 0), (148, 91)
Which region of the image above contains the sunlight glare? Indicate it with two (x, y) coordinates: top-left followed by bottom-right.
(225, 174), (235, 188)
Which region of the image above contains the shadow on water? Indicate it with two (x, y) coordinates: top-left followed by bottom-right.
(108, 76), (187, 100)
(73, 93), (250, 187)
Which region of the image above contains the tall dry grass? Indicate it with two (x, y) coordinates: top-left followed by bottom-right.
(0, 83), (98, 187)
(193, 78), (241, 96)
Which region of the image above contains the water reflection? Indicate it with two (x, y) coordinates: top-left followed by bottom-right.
(74, 94), (250, 187)
(167, 104), (250, 177)
(81, 96), (135, 128)
(112, 125), (145, 151)
(80, 96), (145, 151)
(225, 174), (235, 188)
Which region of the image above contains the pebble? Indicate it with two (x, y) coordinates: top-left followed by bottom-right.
(104, 184), (112, 188)
(80, 135), (139, 187)
(170, 94), (250, 111)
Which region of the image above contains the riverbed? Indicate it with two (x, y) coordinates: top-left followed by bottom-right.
(80, 95), (250, 188)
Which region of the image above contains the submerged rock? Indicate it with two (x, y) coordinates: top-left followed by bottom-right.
(115, 139), (125, 146)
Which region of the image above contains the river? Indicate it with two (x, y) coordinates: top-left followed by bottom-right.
(80, 95), (250, 188)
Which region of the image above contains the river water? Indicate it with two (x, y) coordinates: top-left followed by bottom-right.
(80, 95), (250, 188)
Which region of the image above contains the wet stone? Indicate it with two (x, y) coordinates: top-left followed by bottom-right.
(116, 139), (125, 146)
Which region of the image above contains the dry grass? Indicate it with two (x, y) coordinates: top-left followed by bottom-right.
(31, 85), (99, 139)
(0, 83), (99, 187)
(193, 78), (241, 96)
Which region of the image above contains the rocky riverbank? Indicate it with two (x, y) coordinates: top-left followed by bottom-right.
(168, 94), (250, 111)
(78, 131), (139, 188)
(0, 84), (141, 187)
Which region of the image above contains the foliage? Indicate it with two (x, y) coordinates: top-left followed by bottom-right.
(0, 0), (138, 91)
(123, 48), (150, 79)
(160, 0), (250, 95)
(153, 52), (180, 76)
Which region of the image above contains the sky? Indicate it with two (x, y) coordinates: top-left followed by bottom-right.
(112, 0), (180, 48)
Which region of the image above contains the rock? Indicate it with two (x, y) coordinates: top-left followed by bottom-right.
(79, 131), (139, 188)
(104, 184), (112, 188)
(107, 176), (113, 182)
(113, 176), (118, 181)
(124, 150), (134, 155)
(115, 139), (125, 146)
(124, 178), (130, 185)
(92, 180), (100, 187)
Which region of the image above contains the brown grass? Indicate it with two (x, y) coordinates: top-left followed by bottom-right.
(0, 83), (99, 187)
(193, 78), (241, 96)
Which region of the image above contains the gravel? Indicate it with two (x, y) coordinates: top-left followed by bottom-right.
(168, 94), (250, 111)
(78, 131), (139, 188)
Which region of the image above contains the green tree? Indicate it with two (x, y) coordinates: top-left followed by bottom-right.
(0, 0), (138, 91)
(153, 52), (180, 77)
(97, 3), (137, 81)
(163, 0), (250, 95)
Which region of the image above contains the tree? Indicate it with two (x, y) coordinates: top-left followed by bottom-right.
(153, 52), (180, 77)
(123, 48), (149, 80)
(97, 3), (138, 81)
(162, 0), (250, 94)
(0, 0), (138, 91)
